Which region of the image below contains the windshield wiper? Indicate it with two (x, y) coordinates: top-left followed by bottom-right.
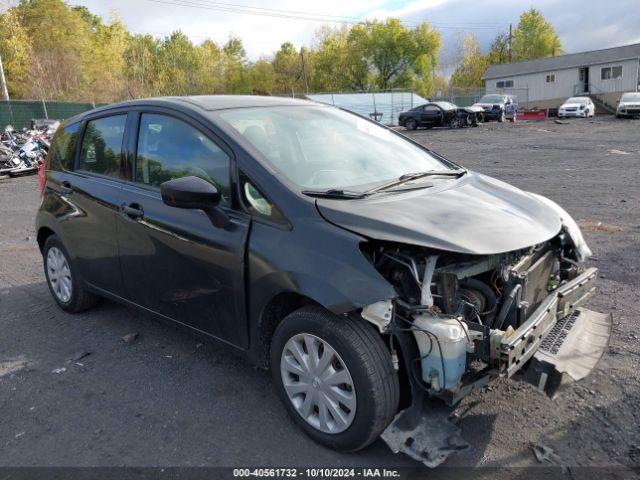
(363, 169), (466, 195)
(301, 188), (367, 199)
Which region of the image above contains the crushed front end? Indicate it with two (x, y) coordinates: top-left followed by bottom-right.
(360, 227), (612, 467)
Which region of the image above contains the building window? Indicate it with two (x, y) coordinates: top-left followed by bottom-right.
(496, 81), (504, 88)
(546, 74), (556, 83)
(601, 65), (623, 80)
(496, 80), (514, 89)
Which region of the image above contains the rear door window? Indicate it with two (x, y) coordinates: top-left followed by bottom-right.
(78, 115), (127, 178)
(135, 113), (231, 206)
(49, 122), (80, 171)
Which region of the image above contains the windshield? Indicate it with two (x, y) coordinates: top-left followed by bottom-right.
(217, 106), (453, 191)
(479, 95), (505, 103)
(566, 97), (588, 104)
(621, 92), (640, 102)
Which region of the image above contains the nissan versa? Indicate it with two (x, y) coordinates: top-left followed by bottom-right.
(36, 96), (611, 466)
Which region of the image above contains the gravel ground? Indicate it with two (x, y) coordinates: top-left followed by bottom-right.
(1, 116), (639, 474)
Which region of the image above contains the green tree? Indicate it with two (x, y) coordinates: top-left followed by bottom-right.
(0, 8), (33, 98)
(488, 33), (509, 64)
(124, 34), (159, 98)
(222, 35), (249, 93)
(247, 58), (276, 94)
(512, 8), (562, 61)
(273, 42), (302, 93)
(450, 34), (490, 88)
(84, 16), (129, 102)
(310, 26), (370, 92)
(15, 0), (93, 100)
(154, 31), (203, 96)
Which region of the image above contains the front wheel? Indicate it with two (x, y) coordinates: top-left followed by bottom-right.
(405, 119), (417, 131)
(271, 306), (399, 451)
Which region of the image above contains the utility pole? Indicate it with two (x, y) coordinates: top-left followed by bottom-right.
(508, 23), (512, 64)
(0, 52), (10, 101)
(300, 49), (309, 95)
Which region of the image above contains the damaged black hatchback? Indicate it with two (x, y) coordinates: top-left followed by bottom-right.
(36, 96), (611, 467)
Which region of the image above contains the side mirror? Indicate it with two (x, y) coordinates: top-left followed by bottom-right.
(161, 176), (230, 228)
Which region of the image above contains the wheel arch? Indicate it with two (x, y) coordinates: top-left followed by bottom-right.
(37, 226), (56, 253)
(253, 291), (320, 368)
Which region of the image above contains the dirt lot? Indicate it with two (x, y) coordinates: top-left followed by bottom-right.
(1, 116), (639, 473)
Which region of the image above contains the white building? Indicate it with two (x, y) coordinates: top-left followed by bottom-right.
(482, 43), (640, 111)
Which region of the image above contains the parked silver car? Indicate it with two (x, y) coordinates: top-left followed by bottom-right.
(616, 92), (640, 118)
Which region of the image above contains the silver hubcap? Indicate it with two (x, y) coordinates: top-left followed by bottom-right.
(280, 333), (356, 434)
(46, 247), (72, 303)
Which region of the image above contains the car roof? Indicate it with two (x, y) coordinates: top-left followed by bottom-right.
(63, 95), (319, 126)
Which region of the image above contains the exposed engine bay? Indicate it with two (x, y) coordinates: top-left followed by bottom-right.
(360, 229), (611, 467)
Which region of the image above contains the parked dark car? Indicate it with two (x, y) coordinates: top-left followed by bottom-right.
(37, 96), (611, 467)
(472, 94), (518, 122)
(399, 102), (483, 130)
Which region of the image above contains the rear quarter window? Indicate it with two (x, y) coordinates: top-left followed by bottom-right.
(49, 122), (80, 171)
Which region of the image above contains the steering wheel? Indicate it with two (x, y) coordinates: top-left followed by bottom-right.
(308, 169), (340, 186)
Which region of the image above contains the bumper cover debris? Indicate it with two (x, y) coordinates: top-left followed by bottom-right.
(381, 400), (468, 468)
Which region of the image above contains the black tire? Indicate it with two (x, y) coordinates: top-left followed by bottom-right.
(43, 235), (99, 313)
(270, 305), (399, 452)
(509, 112), (517, 122)
(405, 119), (417, 131)
(449, 117), (458, 129)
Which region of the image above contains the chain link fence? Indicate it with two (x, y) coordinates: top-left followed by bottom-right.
(0, 100), (104, 130)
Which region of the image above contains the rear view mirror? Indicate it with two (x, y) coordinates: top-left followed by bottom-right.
(161, 176), (230, 228)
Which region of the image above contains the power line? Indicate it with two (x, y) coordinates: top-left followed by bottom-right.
(143, 0), (508, 30)
(173, 0), (509, 26)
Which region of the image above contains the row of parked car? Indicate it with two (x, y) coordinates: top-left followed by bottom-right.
(398, 94), (517, 130)
(400, 91), (640, 130)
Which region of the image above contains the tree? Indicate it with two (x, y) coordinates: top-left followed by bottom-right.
(273, 42), (302, 93)
(350, 19), (441, 92)
(14, 0), (93, 100)
(488, 33), (509, 64)
(154, 31), (203, 96)
(310, 25), (370, 92)
(222, 35), (249, 93)
(0, 8), (33, 98)
(84, 16), (128, 102)
(124, 34), (159, 98)
(247, 58), (276, 94)
(450, 34), (489, 88)
(512, 8), (562, 61)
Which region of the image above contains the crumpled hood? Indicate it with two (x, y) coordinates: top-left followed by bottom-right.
(316, 172), (562, 255)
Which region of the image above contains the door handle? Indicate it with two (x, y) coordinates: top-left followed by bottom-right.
(121, 203), (144, 219)
(61, 181), (73, 195)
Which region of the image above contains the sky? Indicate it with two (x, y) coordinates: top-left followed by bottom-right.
(64, 0), (640, 65)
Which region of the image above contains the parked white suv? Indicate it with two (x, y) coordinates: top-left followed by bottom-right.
(616, 92), (640, 118)
(558, 97), (595, 118)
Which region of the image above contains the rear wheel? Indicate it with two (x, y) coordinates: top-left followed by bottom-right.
(43, 235), (99, 313)
(271, 306), (399, 451)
